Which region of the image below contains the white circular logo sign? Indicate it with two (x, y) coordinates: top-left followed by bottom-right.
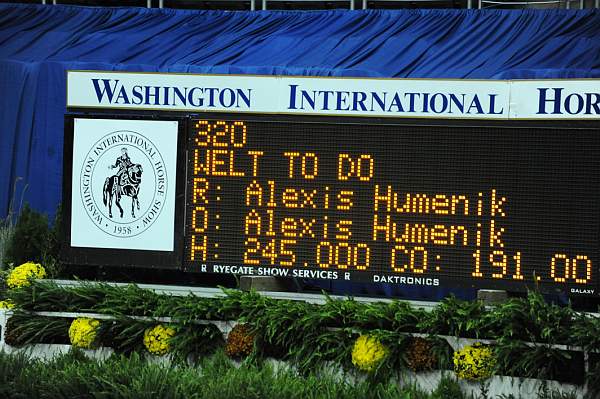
(79, 130), (168, 238)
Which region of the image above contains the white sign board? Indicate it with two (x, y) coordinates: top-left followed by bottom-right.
(67, 71), (600, 119)
(70, 118), (178, 251)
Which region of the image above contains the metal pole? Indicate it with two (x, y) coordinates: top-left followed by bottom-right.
(350, 0), (354, 10)
(53, 0), (57, 4)
(467, 0), (472, 8)
(596, 0), (599, 8)
(580, 0), (584, 8)
(251, 0), (255, 11)
(147, 0), (151, 8)
(362, 0), (367, 8)
(566, 0), (570, 9)
(42, 0), (45, 4)
(159, 0), (164, 8)
(262, 0), (267, 10)
(478, 0), (482, 8)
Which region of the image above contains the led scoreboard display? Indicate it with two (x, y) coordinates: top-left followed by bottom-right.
(184, 117), (600, 294)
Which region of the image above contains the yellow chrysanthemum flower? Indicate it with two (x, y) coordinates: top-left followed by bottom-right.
(6, 262), (46, 289)
(352, 334), (388, 372)
(143, 324), (176, 356)
(0, 300), (15, 310)
(453, 343), (496, 381)
(69, 317), (100, 349)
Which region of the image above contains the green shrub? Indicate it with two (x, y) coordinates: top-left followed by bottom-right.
(5, 204), (49, 266)
(4, 204), (63, 277)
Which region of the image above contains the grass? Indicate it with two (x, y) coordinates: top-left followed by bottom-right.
(0, 350), (579, 399)
(0, 350), (451, 399)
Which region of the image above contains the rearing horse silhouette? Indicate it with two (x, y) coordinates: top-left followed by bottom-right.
(103, 164), (143, 218)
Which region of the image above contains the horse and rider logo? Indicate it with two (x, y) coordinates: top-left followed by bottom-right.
(79, 129), (167, 238)
(103, 147), (143, 219)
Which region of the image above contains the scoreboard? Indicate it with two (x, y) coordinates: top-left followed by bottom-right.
(62, 72), (600, 297)
(179, 116), (600, 295)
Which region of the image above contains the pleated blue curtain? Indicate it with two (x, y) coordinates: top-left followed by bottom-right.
(1, 5), (599, 218)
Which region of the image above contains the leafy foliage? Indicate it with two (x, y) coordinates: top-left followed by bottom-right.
(494, 340), (579, 383)
(417, 295), (487, 338)
(97, 316), (154, 355)
(5, 280), (596, 387)
(169, 323), (224, 362)
(5, 311), (71, 346)
(485, 294), (575, 343)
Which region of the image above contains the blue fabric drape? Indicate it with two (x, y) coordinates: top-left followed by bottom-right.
(1, 4), (599, 219)
(1, 4), (598, 299)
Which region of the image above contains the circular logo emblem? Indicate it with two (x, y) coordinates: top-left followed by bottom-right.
(79, 130), (168, 238)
